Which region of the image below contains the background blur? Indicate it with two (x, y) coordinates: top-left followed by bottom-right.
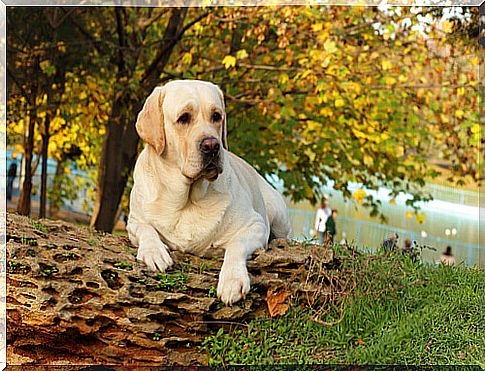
(5, 6), (482, 265)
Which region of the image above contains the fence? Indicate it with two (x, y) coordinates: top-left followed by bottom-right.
(6, 167), (93, 214)
(288, 209), (483, 267)
(422, 183), (479, 207)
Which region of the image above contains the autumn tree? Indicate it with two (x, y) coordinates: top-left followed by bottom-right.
(7, 9), (64, 216)
(8, 7), (109, 217)
(173, 6), (479, 217)
(7, 7), (93, 216)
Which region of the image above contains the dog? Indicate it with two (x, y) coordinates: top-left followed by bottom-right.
(127, 80), (291, 305)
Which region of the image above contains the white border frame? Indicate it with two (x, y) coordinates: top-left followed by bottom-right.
(0, 1), (480, 369)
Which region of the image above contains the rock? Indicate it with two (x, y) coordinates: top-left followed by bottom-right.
(6, 213), (334, 366)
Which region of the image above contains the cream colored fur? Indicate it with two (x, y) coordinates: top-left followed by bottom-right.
(127, 80), (291, 305)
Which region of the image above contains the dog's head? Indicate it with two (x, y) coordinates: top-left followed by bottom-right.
(136, 80), (227, 182)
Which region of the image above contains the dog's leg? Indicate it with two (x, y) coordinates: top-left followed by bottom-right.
(127, 222), (173, 272)
(217, 220), (267, 305)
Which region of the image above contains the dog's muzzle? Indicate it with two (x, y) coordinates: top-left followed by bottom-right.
(200, 137), (223, 181)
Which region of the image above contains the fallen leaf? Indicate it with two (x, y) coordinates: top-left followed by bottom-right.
(266, 288), (289, 317)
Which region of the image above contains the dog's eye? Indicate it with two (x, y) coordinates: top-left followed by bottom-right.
(212, 112), (222, 122)
(177, 112), (191, 124)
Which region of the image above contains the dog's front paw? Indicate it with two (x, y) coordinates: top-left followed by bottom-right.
(137, 240), (173, 272)
(217, 263), (250, 306)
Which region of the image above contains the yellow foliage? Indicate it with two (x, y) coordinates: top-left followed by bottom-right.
(319, 107), (333, 117)
(441, 20), (454, 34)
(222, 55), (237, 69)
(306, 120), (322, 132)
(440, 113), (449, 124)
(182, 52), (193, 65)
(317, 31), (330, 43)
(385, 76), (397, 85)
(352, 189), (366, 205)
(48, 141), (57, 153)
(415, 212), (425, 224)
(304, 148), (316, 162)
(14, 144), (24, 154)
(381, 60), (392, 71)
(236, 49), (248, 60)
(363, 155), (373, 166)
(321, 56), (331, 68)
(312, 23), (323, 32)
(334, 98), (345, 108)
(309, 50), (320, 61)
(323, 39), (337, 54)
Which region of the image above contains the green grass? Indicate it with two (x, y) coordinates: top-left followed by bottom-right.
(30, 219), (49, 234)
(201, 248), (483, 366)
(114, 261), (133, 270)
(87, 238), (99, 246)
(156, 272), (188, 291)
(112, 230), (128, 237)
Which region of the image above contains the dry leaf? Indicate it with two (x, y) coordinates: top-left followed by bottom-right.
(266, 288), (289, 317)
(357, 338), (366, 346)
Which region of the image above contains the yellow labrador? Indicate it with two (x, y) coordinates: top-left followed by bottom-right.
(127, 80), (291, 305)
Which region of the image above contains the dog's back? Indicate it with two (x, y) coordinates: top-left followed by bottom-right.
(227, 152), (291, 240)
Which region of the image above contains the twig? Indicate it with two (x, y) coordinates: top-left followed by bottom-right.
(193, 320), (249, 327)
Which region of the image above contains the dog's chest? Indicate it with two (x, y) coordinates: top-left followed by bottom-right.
(150, 195), (230, 255)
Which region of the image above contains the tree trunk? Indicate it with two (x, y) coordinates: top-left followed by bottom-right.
(40, 9), (61, 219)
(91, 8), (188, 232)
(39, 116), (50, 218)
(17, 105), (37, 216)
(91, 97), (141, 232)
(7, 212), (331, 365)
(48, 159), (65, 217)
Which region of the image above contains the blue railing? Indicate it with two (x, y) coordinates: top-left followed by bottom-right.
(288, 209), (483, 267)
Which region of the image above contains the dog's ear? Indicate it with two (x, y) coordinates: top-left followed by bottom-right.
(136, 86), (166, 155)
(215, 85), (228, 150)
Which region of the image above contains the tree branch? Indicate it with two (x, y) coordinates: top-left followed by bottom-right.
(7, 67), (32, 106)
(115, 7), (127, 75)
(62, 9), (104, 55)
(141, 9), (210, 86)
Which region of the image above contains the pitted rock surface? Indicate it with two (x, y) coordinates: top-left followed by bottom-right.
(6, 213), (333, 366)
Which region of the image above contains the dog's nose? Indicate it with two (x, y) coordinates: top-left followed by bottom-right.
(200, 137), (220, 156)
